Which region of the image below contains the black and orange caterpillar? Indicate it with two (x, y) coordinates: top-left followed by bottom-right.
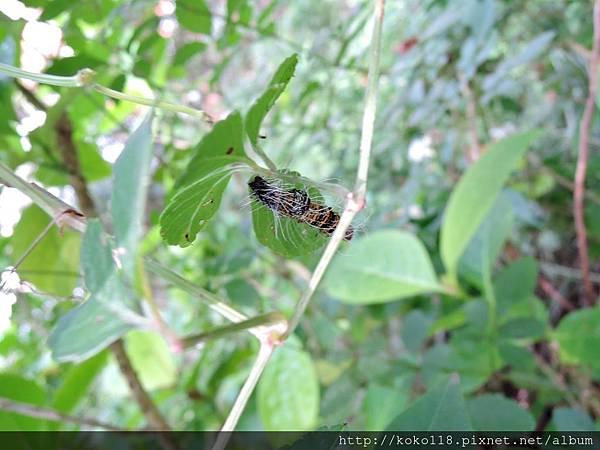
(248, 176), (353, 241)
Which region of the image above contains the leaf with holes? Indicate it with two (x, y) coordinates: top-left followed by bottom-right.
(246, 53), (298, 146)
(250, 173), (329, 257)
(160, 112), (252, 247)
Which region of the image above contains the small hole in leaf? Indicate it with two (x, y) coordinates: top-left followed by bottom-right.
(259, 134), (267, 139)
(226, 147), (234, 154)
(185, 233), (190, 240)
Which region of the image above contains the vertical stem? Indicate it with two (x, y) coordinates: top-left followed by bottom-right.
(284, 0), (386, 338)
(212, 343), (275, 450)
(574, 0), (600, 305)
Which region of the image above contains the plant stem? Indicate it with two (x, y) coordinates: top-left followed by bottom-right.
(574, 0), (600, 305)
(212, 343), (276, 450)
(144, 258), (251, 327)
(0, 63), (213, 124)
(182, 312), (286, 348)
(285, 0), (386, 338)
(92, 84), (213, 123)
(0, 62), (80, 86)
(0, 396), (122, 430)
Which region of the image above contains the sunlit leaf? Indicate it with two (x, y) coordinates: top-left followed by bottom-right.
(440, 130), (542, 278)
(111, 113), (154, 276)
(246, 53), (298, 146)
(325, 230), (441, 304)
(176, 0), (211, 35)
(257, 345), (319, 431)
(160, 112), (251, 246)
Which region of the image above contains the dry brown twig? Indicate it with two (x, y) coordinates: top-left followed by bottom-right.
(573, 0), (600, 305)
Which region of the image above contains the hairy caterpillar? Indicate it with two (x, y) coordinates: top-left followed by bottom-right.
(248, 176), (354, 241)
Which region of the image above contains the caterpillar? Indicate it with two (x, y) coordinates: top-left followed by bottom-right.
(248, 175), (354, 241)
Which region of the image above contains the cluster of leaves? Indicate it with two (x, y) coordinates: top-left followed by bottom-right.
(0, 0), (598, 435)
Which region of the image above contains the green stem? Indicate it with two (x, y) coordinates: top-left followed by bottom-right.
(182, 312), (286, 348)
(0, 63), (212, 124)
(92, 84), (212, 123)
(0, 62), (80, 87)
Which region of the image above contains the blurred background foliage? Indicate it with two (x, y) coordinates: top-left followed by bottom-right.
(0, 0), (599, 433)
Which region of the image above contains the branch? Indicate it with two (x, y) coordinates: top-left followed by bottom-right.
(0, 397), (122, 430)
(110, 340), (171, 430)
(285, 0), (385, 338)
(182, 312), (286, 349)
(215, 0), (386, 439)
(573, 0), (600, 305)
(0, 63), (213, 124)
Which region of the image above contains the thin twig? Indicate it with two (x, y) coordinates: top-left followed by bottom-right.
(182, 312), (286, 349)
(212, 343), (276, 450)
(111, 340), (171, 430)
(459, 72), (482, 163)
(0, 397), (122, 430)
(573, 0), (600, 305)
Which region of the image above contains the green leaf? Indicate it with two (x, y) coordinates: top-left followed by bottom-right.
(246, 53), (298, 146)
(554, 308), (600, 371)
(124, 330), (176, 391)
(80, 219), (114, 293)
(176, 0), (211, 34)
(11, 205), (80, 296)
(552, 407), (597, 432)
(494, 256), (538, 312)
(324, 230), (441, 304)
(48, 279), (134, 362)
(0, 374), (47, 430)
(257, 346), (319, 431)
(363, 383), (407, 430)
(467, 393), (535, 431)
(48, 222), (134, 362)
(173, 42), (207, 66)
(440, 130), (542, 278)
(50, 351), (109, 426)
(111, 113), (154, 276)
(160, 112), (251, 247)
(250, 176), (329, 257)
(459, 194), (514, 288)
(387, 377), (472, 431)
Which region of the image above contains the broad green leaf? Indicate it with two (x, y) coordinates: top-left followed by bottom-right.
(48, 222), (134, 362)
(257, 346), (319, 431)
(48, 279), (134, 362)
(176, 0), (211, 34)
(554, 308), (600, 371)
(173, 42), (207, 66)
(124, 330), (176, 391)
(494, 256), (538, 313)
(467, 394), (535, 431)
(111, 113), (154, 276)
(250, 175), (328, 257)
(363, 383), (407, 430)
(324, 230), (441, 304)
(552, 407), (597, 432)
(246, 53), (298, 146)
(440, 130), (542, 278)
(11, 205), (80, 296)
(0, 374), (47, 430)
(80, 219), (114, 293)
(386, 377), (472, 431)
(459, 194), (514, 288)
(50, 350), (109, 428)
(160, 112), (251, 246)
(498, 317), (546, 340)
